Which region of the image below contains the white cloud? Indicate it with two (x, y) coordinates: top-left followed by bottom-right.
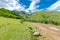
(47, 1), (60, 11)
(25, 0), (40, 12)
(0, 0), (40, 12)
(0, 0), (25, 10)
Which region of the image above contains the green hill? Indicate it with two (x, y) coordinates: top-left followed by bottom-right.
(0, 8), (57, 40)
(0, 8), (26, 19)
(28, 11), (60, 25)
(0, 8), (39, 40)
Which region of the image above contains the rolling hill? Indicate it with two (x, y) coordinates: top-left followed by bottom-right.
(28, 11), (60, 25)
(0, 8), (27, 19)
(0, 8), (60, 40)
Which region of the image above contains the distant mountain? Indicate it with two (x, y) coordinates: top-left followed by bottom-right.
(13, 10), (32, 18)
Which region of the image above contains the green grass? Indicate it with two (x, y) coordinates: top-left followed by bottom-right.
(0, 17), (36, 40)
(28, 11), (60, 25)
(0, 8), (26, 19)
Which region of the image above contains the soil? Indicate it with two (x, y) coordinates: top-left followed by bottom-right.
(32, 23), (60, 40)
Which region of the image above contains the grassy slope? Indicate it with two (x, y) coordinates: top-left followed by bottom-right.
(0, 17), (35, 40)
(0, 8), (25, 19)
(28, 11), (60, 25)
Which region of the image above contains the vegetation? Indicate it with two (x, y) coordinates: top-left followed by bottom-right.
(0, 8), (60, 40)
(0, 8), (25, 19)
(0, 8), (38, 40)
(27, 11), (60, 25)
(0, 17), (37, 40)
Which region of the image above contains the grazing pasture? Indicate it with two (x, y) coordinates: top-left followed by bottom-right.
(0, 17), (36, 40)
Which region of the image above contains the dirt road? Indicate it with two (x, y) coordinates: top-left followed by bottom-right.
(32, 23), (60, 40)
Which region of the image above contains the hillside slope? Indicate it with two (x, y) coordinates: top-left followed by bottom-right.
(0, 17), (36, 40)
(28, 11), (60, 25)
(0, 8), (25, 19)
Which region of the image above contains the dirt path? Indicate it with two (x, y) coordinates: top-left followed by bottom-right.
(32, 23), (60, 40)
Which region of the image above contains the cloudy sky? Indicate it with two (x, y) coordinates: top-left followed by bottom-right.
(0, 0), (60, 12)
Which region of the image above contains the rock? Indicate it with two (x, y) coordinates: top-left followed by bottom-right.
(33, 31), (40, 37)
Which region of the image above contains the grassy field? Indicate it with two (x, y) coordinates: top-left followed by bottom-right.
(28, 11), (60, 25)
(0, 9), (60, 40)
(0, 17), (36, 40)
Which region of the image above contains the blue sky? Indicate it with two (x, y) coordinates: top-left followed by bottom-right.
(19, 0), (57, 9)
(0, 0), (60, 12)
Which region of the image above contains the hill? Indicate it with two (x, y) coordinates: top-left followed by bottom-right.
(28, 11), (60, 25)
(0, 8), (40, 40)
(0, 8), (26, 19)
(0, 8), (59, 40)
